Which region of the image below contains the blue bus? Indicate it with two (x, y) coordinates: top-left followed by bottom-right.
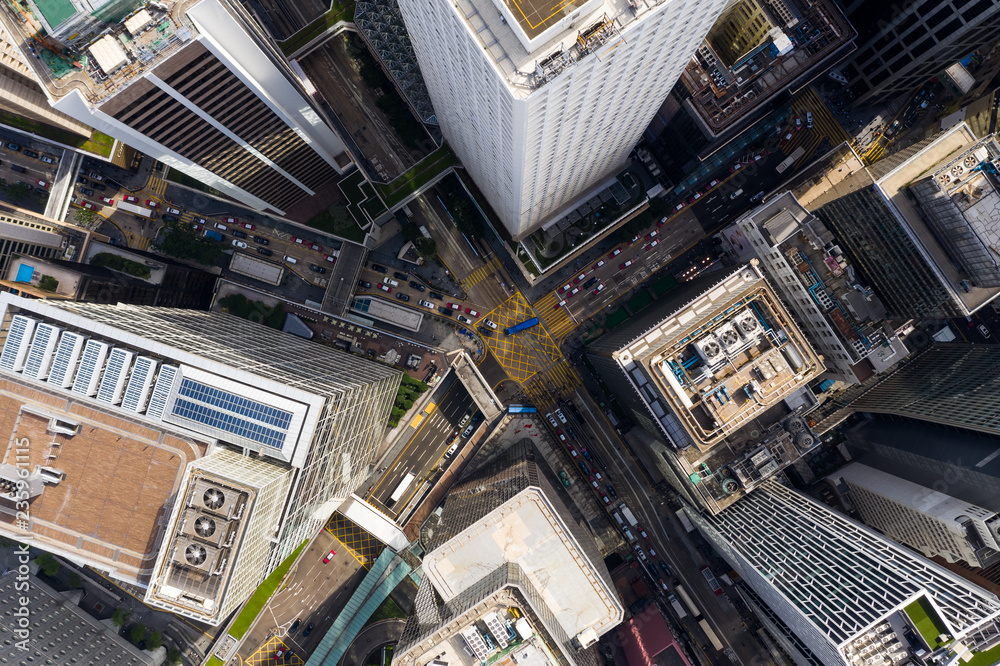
(504, 317), (539, 335)
(508, 404), (537, 413)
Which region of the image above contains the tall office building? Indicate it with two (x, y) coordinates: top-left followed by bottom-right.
(0, 0), (350, 216)
(587, 264), (824, 513)
(0, 294), (400, 624)
(396, 0), (730, 239)
(808, 123), (1000, 319)
(395, 441), (622, 666)
(811, 343), (1000, 436)
(838, 0), (1000, 105)
(831, 462), (1000, 568)
(0, 202), (95, 278)
(687, 480), (1000, 666)
(734, 192), (906, 385)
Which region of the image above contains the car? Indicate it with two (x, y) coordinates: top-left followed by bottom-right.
(657, 217), (667, 227)
(323, 549), (336, 563)
(458, 314), (472, 324)
(701, 566), (723, 595)
(100, 196), (114, 204)
(88, 172), (104, 181)
(371, 263), (388, 274)
(573, 272), (587, 284)
(646, 239), (659, 250)
(92, 183), (106, 191)
(690, 192), (702, 202)
(647, 546), (657, 558)
(558, 432), (567, 442)
(591, 469), (601, 480)
(35, 179), (47, 188)
(559, 284), (572, 294)
(290, 619), (301, 633)
(447, 302), (461, 310)
(166, 207), (181, 215)
(232, 240), (247, 249)
(568, 287), (579, 298)
(5, 142), (19, 151)
(674, 202), (684, 211)
(600, 493), (610, 505)
(231, 230), (247, 238)
(795, 116), (802, 128)
(241, 222), (255, 230)
(358, 280), (372, 288)
(309, 242), (322, 251)
(419, 299), (434, 308)
(593, 282), (605, 294)
(191, 223), (203, 232)
(393, 272), (409, 281)
(609, 247), (622, 259)
(638, 526), (648, 539)
(302, 623), (314, 637)
(731, 163), (743, 172)
(709, 179), (719, 187)
(79, 187), (94, 196)
(77, 176), (88, 185)
(195, 217), (207, 225)
(124, 195), (138, 203)
(619, 260), (633, 270)
(484, 319), (498, 329)
(225, 217), (239, 225)
(292, 236), (304, 245)
(22, 150), (38, 159)
(606, 484), (617, 497)
(429, 292), (443, 300)
(145, 199), (159, 208)
(569, 448), (578, 458)
(783, 132), (793, 142)
(593, 259), (606, 269)
(378, 284), (392, 293)
(274, 648), (285, 660)
(556, 300), (567, 308)
(253, 236), (269, 245)
(408, 281), (425, 291)
(979, 324), (991, 338)
(397, 292), (410, 301)
(82, 202), (95, 210)
(546, 413), (559, 428)
(579, 462), (590, 475)
(658, 561), (672, 576)
(658, 579), (669, 592)
(645, 230), (658, 241)
(465, 308), (479, 317)
(590, 478), (599, 488)
(583, 277), (597, 289)
(438, 307), (453, 316)
(324, 253), (337, 263)
(310, 265), (326, 274)
(556, 409), (567, 424)
(582, 448), (592, 461)
(257, 248), (273, 256)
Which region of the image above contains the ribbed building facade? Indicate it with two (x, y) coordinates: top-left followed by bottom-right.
(396, 0), (729, 239)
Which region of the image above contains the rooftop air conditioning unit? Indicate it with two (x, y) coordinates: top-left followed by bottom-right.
(938, 173), (952, 186)
(717, 323), (742, 352)
(695, 334), (724, 366)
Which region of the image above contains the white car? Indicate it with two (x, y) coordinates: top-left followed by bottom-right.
(555, 409), (567, 424)
(166, 207), (181, 215)
(458, 314), (472, 324)
(484, 319), (498, 329)
(419, 299), (435, 309)
(546, 413), (559, 428)
(231, 240), (247, 249)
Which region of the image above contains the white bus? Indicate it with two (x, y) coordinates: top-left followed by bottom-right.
(387, 471), (416, 506)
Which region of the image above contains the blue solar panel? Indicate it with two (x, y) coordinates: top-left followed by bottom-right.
(171, 379), (292, 449)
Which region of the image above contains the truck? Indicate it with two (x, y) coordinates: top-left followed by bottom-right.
(504, 317), (539, 336)
(667, 594), (688, 619)
(621, 506), (638, 527)
(118, 201), (155, 219)
(776, 146), (806, 173)
(675, 508), (695, 533)
(203, 229), (224, 242)
(698, 618), (724, 651)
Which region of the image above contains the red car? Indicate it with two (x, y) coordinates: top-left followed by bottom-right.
(241, 221), (255, 230)
(309, 243), (322, 252)
(465, 308), (479, 317)
(146, 199), (159, 208)
(123, 195), (138, 203)
(567, 287), (579, 298)
(556, 300), (567, 308)
(593, 259), (606, 269)
(619, 260), (633, 270)
(274, 648), (285, 660)
(225, 217), (239, 224)
(593, 283), (605, 294)
(447, 302), (461, 310)
(35, 179), (48, 188)
(100, 196), (114, 205)
(559, 284), (572, 294)
(645, 230), (658, 240)
(292, 236), (304, 245)
(568, 447), (578, 458)
(323, 549), (336, 563)
(600, 493), (610, 505)
(573, 272), (587, 284)
(82, 202), (95, 210)
(378, 284), (392, 293)
(609, 247), (622, 259)
(646, 239), (660, 250)
(191, 223), (202, 231)
(324, 254), (337, 263)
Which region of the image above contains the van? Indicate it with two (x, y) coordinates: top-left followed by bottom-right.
(806, 112), (813, 128)
(284, 255), (298, 264)
(444, 442), (459, 458)
(214, 222), (228, 231)
(462, 423), (475, 438)
(750, 191), (765, 202)
(11, 164), (25, 173)
(383, 277), (399, 287)
(729, 188), (744, 200)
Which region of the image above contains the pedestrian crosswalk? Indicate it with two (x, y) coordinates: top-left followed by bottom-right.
(524, 359), (581, 410)
(534, 291), (576, 342)
(783, 87), (851, 166)
(145, 174), (168, 198)
(461, 255), (502, 289)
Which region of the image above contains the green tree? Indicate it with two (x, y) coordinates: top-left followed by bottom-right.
(74, 208), (98, 227)
(401, 224), (422, 242)
(66, 572), (81, 588)
(414, 237), (437, 260)
(37, 275), (58, 292)
(130, 624), (145, 645)
(145, 630), (163, 651)
(91, 252), (151, 278)
(112, 606), (131, 628)
(156, 222), (223, 266)
(35, 552), (60, 576)
(167, 646), (183, 664)
(450, 197), (480, 238)
(8, 182), (30, 201)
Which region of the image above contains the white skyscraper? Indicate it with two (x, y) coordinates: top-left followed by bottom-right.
(397, 0), (729, 239)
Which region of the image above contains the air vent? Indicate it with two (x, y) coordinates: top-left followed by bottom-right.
(951, 164), (965, 179)
(203, 488), (225, 510)
(185, 543), (207, 565)
(194, 517), (216, 538)
(720, 328), (739, 346)
(938, 173), (952, 186)
(964, 155), (978, 169)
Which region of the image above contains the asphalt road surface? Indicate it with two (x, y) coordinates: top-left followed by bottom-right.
(367, 376), (475, 513)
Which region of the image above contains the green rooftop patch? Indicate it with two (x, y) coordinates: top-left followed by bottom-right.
(229, 540), (308, 639)
(374, 143), (456, 208)
(279, 1), (356, 56)
(307, 203), (366, 243)
(164, 167), (224, 197)
(0, 111), (114, 157)
(904, 597), (949, 651)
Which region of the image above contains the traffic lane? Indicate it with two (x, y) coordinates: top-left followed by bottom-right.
(689, 152), (790, 234)
(0, 150), (57, 183)
(414, 192), (481, 280)
(360, 268), (489, 320)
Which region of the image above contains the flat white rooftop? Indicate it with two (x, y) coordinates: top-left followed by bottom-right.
(422, 487), (620, 640)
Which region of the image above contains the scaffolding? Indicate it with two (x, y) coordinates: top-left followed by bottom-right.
(354, 0), (437, 124)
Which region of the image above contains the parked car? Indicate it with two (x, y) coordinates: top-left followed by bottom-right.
(378, 284), (392, 293)
(447, 302), (461, 310)
(100, 196), (114, 205)
(310, 264), (326, 274)
(35, 179), (47, 188)
(358, 280), (372, 289)
(465, 308), (479, 317)
(232, 240), (247, 249)
(79, 187), (94, 196)
(396, 292), (410, 301)
(458, 314), (472, 324)
(409, 281), (425, 291)
(145, 199), (159, 208)
(166, 207), (181, 215)
(483, 319), (498, 329)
